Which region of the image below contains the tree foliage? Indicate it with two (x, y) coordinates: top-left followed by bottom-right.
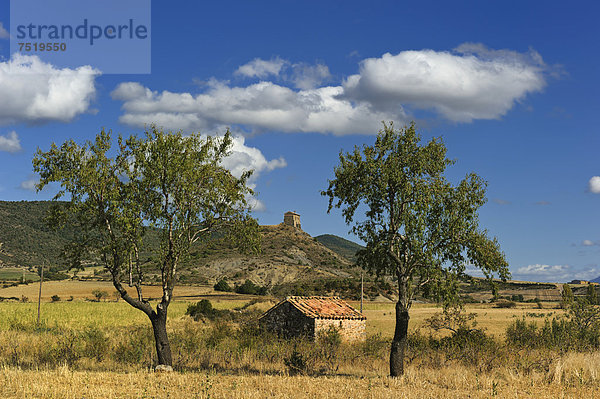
(323, 122), (509, 376)
(561, 284), (574, 308)
(33, 126), (259, 366)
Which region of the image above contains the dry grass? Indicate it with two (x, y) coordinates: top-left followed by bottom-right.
(0, 280), (257, 302)
(1, 362), (598, 399)
(0, 296), (594, 397)
(357, 301), (563, 338)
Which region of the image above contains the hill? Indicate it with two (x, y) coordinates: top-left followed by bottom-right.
(172, 223), (360, 286)
(0, 201), (364, 288)
(315, 234), (364, 261)
(0, 201), (76, 268)
(0, 200), (569, 302)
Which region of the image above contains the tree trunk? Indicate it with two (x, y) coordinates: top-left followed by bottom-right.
(390, 301), (409, 377)
(150, 306), (172, 366)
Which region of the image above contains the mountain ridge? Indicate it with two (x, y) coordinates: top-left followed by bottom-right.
(0, 200), (363, 287)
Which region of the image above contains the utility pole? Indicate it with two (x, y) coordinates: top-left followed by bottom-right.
(360, 271), (364, 313)
(37, 263), (44, 327)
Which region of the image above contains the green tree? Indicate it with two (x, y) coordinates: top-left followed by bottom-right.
(561, 284), (574, 308)
(92, 289), (109, 302)
(213, 279), (233, 292)
(323, 122), (509, 376)
(587, 283), (598, 305)
(33, 126), (259, 368)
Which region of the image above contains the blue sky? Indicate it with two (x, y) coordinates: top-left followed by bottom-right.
(0, 1), (598, 282)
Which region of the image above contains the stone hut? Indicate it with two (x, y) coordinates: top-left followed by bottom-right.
(259, 296), (366, 342)
(283, 211), (301, 229)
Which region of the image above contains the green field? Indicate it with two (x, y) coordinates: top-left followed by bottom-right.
(0, 267), (39, 282)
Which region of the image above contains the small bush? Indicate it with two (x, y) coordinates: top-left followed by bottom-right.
(81, 326), (109, 361)
(186, 299), (231, 322)
(234, 280), (267, 296)
(92, 289), (109, 302)
(506, 314), (600, 351)
(495, 300), (516, 308)
(361, 333), (388, 358)
(205, 322), (234, 348)
(506, 318), (539, 348)
(316, 326), (342, 373)
(114, 326), (154, 365)
(213, 279), (232, 292)
(284, 346), (309, 376)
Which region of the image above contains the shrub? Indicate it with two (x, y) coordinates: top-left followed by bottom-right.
(91, 289), (109, 302)
(316, 326), (342, 373)
(213, 279), (232, 292)
(49, 331), (82, 366)
(506, 314), (600, 351)
(506, 318), (539, 348)
(284, 346), (309, 376)
(234, 280), (267, 296)
(186, 299), (231, 322)
(186, 299), (215, 321)
(361, 333), (388, 359)
(81, 326), (109, 361)
(511, 294), (524, 302)
(495, 300), (516, 308)
(114, 326), (154, 365)
(425, 305), (478, 333)
(561, 284), (574, 308)
(205, 322), (234, 348)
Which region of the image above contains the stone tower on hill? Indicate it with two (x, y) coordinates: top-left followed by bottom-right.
(283, 211), (301, 229)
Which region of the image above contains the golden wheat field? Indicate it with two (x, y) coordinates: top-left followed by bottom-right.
(3, 362), (600, 399)
(0, 281), (596, 398)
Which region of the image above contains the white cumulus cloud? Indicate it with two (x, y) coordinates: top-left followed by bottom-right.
(343, 43), (547, 122)
(513, 264), (572, 282)
(0, 54), (99, 125)
(493, 198), (511, 205)
(511, 264), (600, 283)
(0, 22), (9, 39)
(236, 57), (331, 90)
(235, 57), (287, 78)
(0, 131), (22, 153)
(112, 44), (548, 135)
(517, 264), (569, 275)
(221, 135), (287, 180)
(219, 134), (287, 212)
(289, 62), (331, 90)
(112, 80), (398, 135)
(588, 176), (600, 194)
(19, 178), (38, 191)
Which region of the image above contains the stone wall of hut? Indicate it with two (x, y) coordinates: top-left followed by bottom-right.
(314, 318), (366, 342)
(259, 301), (314, 338)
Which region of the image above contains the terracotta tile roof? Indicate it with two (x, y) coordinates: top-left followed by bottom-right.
(285, 296), (366, 320)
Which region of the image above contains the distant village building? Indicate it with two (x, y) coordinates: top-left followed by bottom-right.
(259, 296), (366, 342)
(283, 211), (301, 229)
(569, 280), (591, 284)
